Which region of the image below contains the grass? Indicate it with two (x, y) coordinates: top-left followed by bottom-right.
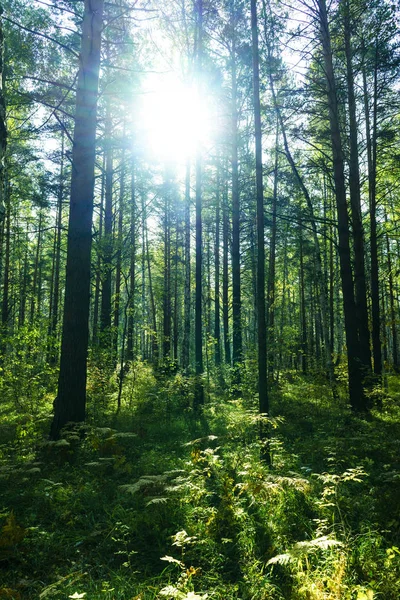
(0, 364), (399, 599)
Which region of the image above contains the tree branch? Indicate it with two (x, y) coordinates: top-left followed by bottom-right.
(3, 16), (79, 58)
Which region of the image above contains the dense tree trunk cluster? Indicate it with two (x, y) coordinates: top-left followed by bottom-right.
(0, 0), (399, 436)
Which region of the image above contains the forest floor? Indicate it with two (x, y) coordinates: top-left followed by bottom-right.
(0, 366), (400, 599)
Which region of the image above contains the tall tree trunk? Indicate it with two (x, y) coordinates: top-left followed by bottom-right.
(146, 219), (159, 365)
(30, 210), (43, 324)
(214, 169), (221, 367)
(92, 151), (105, 347)
(267, 124), (278, 380)
(141, 192), (146, 360)
(182, 160), (191, 373)
(173, 221), (179, 363)
(334, 238), (344, 362)
(113, 150), (125, 361)
(329, 195), (335, 355)
(205, 223), (211, 386)
(36, 241), (43, 323)
(317, 0), (366, 411)
(47, 225), (56, 343)
(343, 0), (371, 373)
(369, 41), (382, 377)
(19, 232), (28, 328)
(251, 0), (269, 460)
(206, 223), (212, 342)
(385, 218), (398, 372)
(163, 173), (171, 361)
(0, 5), (6, 227)
(1, 185), (10, 335)
(194, 0), (204, 408)
(126, 156), (136, 362)
(299, 223), (307, 374)
(249, 226), (257, 347)
(231, 17), (242, 377)
(222, 183), (231, 365)
(362, 37), (381, 378)
(381, 284), (389, 392)
(51, 0), (104, 439)
(314, 281), (323, 367)
(276, 224), (289, 382)
(100, 124), (113, 340)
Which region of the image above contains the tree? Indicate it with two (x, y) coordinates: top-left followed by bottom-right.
(0, 3), (6, 225)
(316, 0), (367, 411)
(51, 0), (104, 438)
(251, 0), (269, 457)
(342, 0), (371, 375)
(194, 0), (204, 408)
(230, 0), (243, 382)
(2, 0), (399, 430)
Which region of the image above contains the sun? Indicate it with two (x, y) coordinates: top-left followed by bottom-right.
(137, 72), (211, 163)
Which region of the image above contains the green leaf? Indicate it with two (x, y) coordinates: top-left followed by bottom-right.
(160, 555), (184, 567)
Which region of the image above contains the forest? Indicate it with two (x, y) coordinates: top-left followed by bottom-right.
(0, 0), (400, 598)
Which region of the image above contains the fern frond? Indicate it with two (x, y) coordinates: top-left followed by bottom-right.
(146, 497), (169, 507)
(267, 536), (343, 566)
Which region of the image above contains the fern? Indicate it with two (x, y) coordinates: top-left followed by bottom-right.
(184, 435), (218, 447)
(119, 473), (169, 495)
(107, 432), (137, 440)
(146, 497), (169, 507)
(267, 536), (344, 566)
(160, 555), (184, 567)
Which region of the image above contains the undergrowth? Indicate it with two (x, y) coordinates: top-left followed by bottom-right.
(0, 363), (399, 599)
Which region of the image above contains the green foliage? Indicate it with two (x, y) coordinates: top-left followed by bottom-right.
(1, 369), (400, 598)
(0, 325), (57, 416)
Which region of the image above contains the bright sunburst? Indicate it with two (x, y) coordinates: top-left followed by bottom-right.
(137, 72), (212, 162)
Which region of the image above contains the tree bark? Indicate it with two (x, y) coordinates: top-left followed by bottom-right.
(299, 223), (307, 374)
(182, 160), (191, 373)
(141, 192), (146, 360)
(267, 125), (278, 379)
(385, 217), (398, 372)
(19, 232), (28, 329)
(317, 0), (367, 411)
(30, 210), (43, 324)
(369, 42), (382, 377)
(163, 172), (172, 361)
(1, 184), (10, 335)
(251, 0), (269, 460)
(146, 216), (159, 365)
(51, 0), (104, 439)
(173, 219), (179, 363)
(113, 149), (125, 361)
(92, 151), (105, 347)
(126, 156), (136, 362)
(276, 224), (288, 381)
(100, 123), (113, 339)
(231, 17), (242, 376)
(343, 0), (371, 373)
(0, 4), (6, 226)
(194, 0), (204, 408)
(222, 182), (231, 365)
(214, 168), (221, 367)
